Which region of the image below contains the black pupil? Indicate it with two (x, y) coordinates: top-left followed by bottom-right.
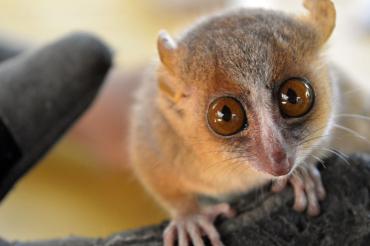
(287, 88), (298, 104)
(221, 105), (232, 121)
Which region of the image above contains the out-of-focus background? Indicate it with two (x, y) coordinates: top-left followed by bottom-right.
(0, 0), (369, 241)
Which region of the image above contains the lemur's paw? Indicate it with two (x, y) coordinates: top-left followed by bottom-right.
(272, 164), (326, 216)
(163, 203), (235, 246)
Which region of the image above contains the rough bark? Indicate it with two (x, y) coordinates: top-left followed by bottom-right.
(2, 153), (370, 246)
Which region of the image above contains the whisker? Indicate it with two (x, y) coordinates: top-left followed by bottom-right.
(296, 124), (329, 144)
(296, 134), (330, 147)
(200, 154), (252, 173)
(334, 113), (370, 122)
(321, 147), (351, 166)
(342, 88), (364, 96)
(310, 154), (327, 168)
(333, 123), (370, 145)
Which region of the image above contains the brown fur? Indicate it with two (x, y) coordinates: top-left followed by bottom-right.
(129, 1), (336, 217)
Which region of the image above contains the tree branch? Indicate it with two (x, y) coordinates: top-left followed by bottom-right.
(2, 154), (370, 246)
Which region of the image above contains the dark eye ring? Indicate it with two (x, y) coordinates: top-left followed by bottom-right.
(277, 78), (315, 118)
(207, 96), (248, 136)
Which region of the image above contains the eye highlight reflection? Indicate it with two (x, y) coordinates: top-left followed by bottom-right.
(207, 97), (248, 136)
(278, 78), (315, 118)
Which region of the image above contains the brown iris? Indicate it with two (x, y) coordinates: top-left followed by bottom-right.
(278, 78), (315, 118)
(207, 97), (248, 136)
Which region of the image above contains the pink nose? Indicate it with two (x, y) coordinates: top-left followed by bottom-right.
(263, 150), (292, 177)
(268, 158), (292, 176)
(271, 150), (287, 164)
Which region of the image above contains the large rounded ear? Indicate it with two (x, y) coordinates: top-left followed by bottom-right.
(302, 0), (336, 45)
(157, 30), (186, 103)
(157, 30), (178, 73)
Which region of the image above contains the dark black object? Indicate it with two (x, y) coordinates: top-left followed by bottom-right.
(0, 119), (22, 179)
(1, 154), (369, 246)
(0, 32), (112, 201)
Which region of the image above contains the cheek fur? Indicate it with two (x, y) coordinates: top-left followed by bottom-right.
(291, 113), (334, 168)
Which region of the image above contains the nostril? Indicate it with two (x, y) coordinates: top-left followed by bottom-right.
(271, 150), (287, 164)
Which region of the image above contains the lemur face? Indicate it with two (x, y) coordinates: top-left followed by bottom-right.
(157, 2), (335, 178)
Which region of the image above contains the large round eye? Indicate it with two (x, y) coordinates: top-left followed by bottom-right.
(207, 97), (248, 136)
(278, 78), (315, 118)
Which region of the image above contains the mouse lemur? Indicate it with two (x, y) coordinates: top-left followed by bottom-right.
(128, 0), (364, 245)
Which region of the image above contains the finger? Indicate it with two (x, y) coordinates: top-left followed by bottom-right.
(214, 203), (236, 219)
(187, 222), (205, 246)
(204, 203), (235, 221)
(163, 224), (176, 246)
(197, 219), (224, 246)
(302, 171), (320, 217)
(271, 178), (288, 193)
(290, 175), (307, 212)
(309, 165), (326, 201)
(178, 224), (189, 246)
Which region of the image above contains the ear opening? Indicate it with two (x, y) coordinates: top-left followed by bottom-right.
(302, 0), (336, 45)
(158, 76), (186, 103)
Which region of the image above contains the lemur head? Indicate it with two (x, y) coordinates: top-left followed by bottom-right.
(156, 0), (336, 178)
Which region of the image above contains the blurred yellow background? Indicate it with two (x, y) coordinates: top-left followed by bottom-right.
(0, 0), (228, 241)
(0, 0), (369, 241)
(0, 0), (189, 240)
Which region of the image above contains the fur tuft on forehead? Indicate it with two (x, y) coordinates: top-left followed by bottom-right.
(172, 8), (323, 86)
